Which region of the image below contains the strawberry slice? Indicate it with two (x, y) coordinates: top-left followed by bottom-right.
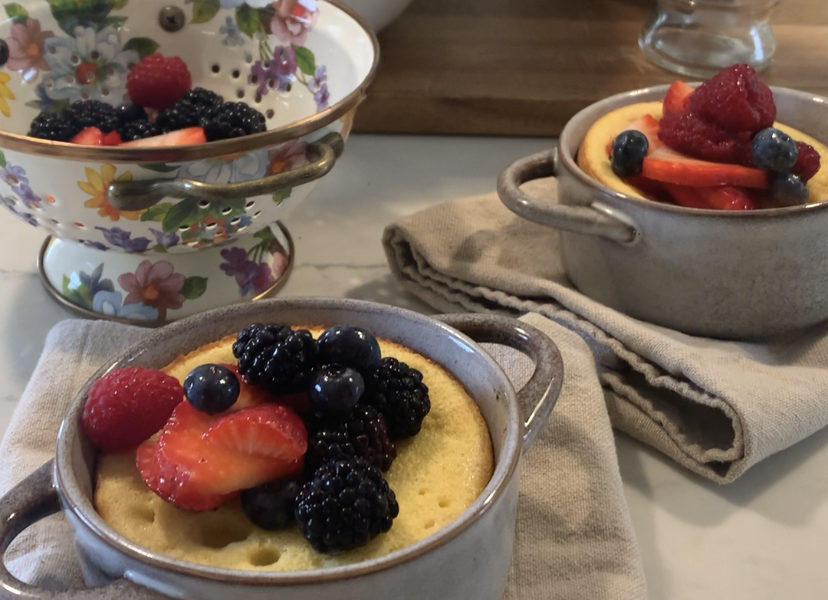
(121, 126), (206, 148)
(137, 398), (307, 509)
(642, 147), (769, 189)
(663, 80), (694, 116)
(136, 438), (230, 511)
(204, 403), (307, 460)
(606, 113), (665, 157)
(102, 130), (122, 146)
(71, 126), (104, 145)
(663, 183), (758, 210)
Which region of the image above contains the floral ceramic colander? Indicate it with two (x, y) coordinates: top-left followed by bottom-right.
(0, 0), (378, 324)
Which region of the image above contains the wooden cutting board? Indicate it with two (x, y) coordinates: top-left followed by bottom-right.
(352, 0), (828, 136)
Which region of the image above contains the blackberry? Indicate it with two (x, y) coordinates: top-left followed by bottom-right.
(65, 100), (120, 133)
(202, 101), (266, 141)
(241, 477), (302, 530)
(156, 99), (203, 132)
(28, 111), (74, 141)
(118, 119), (161, 142)
(233, 323), (319, 394)
(364, 357), (430, 439)
(295, 457), (398, 553)
(182, 87), (224, 113)
(610, 129), (649, 177)
(306, 405), (397, 472)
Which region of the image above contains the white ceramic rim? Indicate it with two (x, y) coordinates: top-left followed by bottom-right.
(559, 84), (828, 217)
(53, 297), (525, 585)
(0, 1), (380, 163)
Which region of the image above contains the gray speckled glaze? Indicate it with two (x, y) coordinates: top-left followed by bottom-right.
(498, 86), (828, 340)
(0, 298), (563, 599)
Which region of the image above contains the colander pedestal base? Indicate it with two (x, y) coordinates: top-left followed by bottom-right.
(37, 222), (293, 326)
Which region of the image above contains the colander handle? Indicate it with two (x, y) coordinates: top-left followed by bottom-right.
(107, 132), (345, 212)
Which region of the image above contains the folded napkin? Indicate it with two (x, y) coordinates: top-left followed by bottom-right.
(0, 317), (647, 599)
(383, 179), (828, 484)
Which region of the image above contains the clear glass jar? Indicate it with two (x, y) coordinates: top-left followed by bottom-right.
(639, 0), (781, 78)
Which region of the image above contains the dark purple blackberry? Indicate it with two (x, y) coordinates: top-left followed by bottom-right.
(241, 477), (302, 530)
(118, 119), (161, 141)
(364, 357), (430, 439)
(306, 405), (396, 472)
(202, 101), (266, 141)
(28, 111), (75, 141)
(156, 99), (202, 132)
(233, 323), (319, 394)
(317, 325), (382, 374)
(182, 87), (224, 113)
(295, 457), (398, 553)
(65, 100), (120, 133)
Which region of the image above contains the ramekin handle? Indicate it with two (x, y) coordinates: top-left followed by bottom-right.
(107, 132), (344, 212)
(0, 460), (158, 599)
(496, 147), (639, 244)
(437, 313), (563, 450)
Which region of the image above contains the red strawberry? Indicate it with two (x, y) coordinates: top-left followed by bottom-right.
(82, 367), (184, 453)
(642, 147), (769, 189)
(205, 403), (308, 460)
(102, 130), (122, 146)
(120, 126), (206, 148)
(663, 80), (694, 116)
(71, 126), (104, 145)
(663, 183), (757, 210)
(126, 52), (192, 110)
(137, 397), (307, 509)
(136, 439), (230, 511)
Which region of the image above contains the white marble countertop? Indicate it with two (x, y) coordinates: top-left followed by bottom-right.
(0, 134), (826, 598)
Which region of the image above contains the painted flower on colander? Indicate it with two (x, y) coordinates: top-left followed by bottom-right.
(0, 72), (15, 117)
(39, 25), (138, 104)
(79, 164), (141, 222)
(5, 18), (53, 82)
(267, 139), (308, 174)
(0, 161), (41, 209)
(118, 260), (186, 316)
(95, 226), (151, 253)
(271, 0), (318, 46)
(251, 46), (297, 95)
(220, 246), (275, 296)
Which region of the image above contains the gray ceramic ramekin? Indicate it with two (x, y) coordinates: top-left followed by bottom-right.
(498, 86), (828, 339)
(0, 297), (563, 599)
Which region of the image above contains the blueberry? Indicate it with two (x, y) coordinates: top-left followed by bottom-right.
(241, 478), (301, 530)
(317, 325), (381, 373)
(116, 103), (147, 124)
(310, 364), (364, 416)
(767, 172), (808, 207)
(183, 364), (240, 414)
(752, 127), (798, 173)
(610, 130), (649, 177)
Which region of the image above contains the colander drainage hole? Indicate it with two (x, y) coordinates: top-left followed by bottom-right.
(198, 199), (210, 208)
(265, 109), (275, 119)
(245, 200), (255, 208)
(232, 69), (241, 79)
(236, 89), (245, 99)
(211, 63), (220, 74)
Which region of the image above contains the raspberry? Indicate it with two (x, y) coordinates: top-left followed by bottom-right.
(81, 366), (184, 453)
(658, 111), (754, 165)
(364, 357), (431, 439)
(126, 53), (192, 110)
(792, 141), (821, 181)
(295, 457), (398, 553)
(687, 63), (775, 133)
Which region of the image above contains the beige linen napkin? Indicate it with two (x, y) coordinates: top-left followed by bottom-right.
(383, 179), (828, 484)
(0, 317), (647, 599)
